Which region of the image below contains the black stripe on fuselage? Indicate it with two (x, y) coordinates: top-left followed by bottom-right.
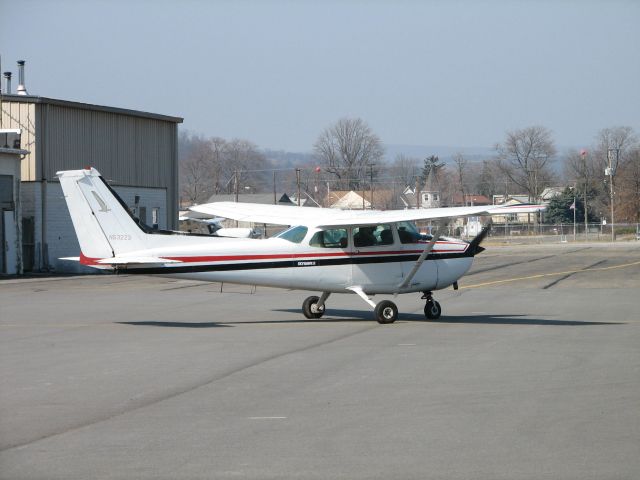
(117, 250), (473, 274)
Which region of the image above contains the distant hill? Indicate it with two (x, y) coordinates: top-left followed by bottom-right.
(260, 144), (497, 168)
(259, 143), (577, 171)
(383, 144), (496, 164)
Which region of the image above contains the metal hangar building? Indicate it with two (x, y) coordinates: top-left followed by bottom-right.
(0, 92), (183, 273)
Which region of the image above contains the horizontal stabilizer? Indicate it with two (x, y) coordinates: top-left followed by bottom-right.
(60, 257), (81, 262)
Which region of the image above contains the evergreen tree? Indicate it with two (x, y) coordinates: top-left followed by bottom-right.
(545, 187), (597, 224)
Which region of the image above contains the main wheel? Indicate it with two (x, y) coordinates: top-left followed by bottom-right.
(374, 300), (398, 324)
(424, 300), (442, 319)
(302, 296), (325, 319)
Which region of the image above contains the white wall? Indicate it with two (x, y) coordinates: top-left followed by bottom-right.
(22, 181), (168, 273)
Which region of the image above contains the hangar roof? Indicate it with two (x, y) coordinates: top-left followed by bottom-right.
(1, 94), (183, 123)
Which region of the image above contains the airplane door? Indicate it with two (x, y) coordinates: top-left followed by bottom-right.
(397, 224), (438, 291)
(350, 224), (403, 293)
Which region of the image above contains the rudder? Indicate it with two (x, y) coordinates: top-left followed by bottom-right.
(58, 168), (148, 260)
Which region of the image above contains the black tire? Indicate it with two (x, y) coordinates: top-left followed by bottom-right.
(424, 300), (442, 320)
(374, 300), (398, 324)
(302, 296), (325, 319)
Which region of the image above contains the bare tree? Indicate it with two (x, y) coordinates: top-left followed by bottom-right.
(593, 126), (637, 173)
(314, 117), (384, 190)
(179, 136), (216, 205)
(209, 137), (228, 194)
(617, 146), (640, 222)
(564, 149), (601, 232)
(225, 139), (269, 193)
(476, 159), (508, 200)
(390, 154), (420, 187)
(495, 126), (556, 202)
(592, 127), (639, 221)
(453, 153), (468, 205)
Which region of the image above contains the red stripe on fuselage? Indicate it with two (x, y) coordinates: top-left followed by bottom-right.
(79, 242), (468, 266)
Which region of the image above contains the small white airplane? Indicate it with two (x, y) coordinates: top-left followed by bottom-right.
(58, 168), (544, 324)
(178, 210), (260, 238)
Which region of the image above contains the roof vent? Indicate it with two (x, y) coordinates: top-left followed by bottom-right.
(16, 60), (28, 95)
(3, 71), (11, 94)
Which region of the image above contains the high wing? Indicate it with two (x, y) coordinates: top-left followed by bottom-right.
(189, 202), (545, 228)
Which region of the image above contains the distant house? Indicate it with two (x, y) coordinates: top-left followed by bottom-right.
(450, 193), (491, 206)
(326, 190), (398, 210)
(400, 187), (441, 209)
(492, 194), (534, 224)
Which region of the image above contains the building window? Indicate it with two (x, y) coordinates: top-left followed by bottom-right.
(152, 208), (159, 229)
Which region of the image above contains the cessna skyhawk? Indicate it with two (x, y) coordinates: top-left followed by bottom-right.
(58, 168), (544, 324)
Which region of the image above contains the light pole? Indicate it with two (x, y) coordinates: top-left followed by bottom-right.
(607, 148), (618, 241)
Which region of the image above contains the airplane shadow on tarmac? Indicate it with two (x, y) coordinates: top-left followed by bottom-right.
(273, 309), (623, 326)
(116, 321), (232, 328)
(116, 312), (623, 328)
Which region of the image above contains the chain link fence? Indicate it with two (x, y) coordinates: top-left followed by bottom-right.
(477, 223), (640, 243)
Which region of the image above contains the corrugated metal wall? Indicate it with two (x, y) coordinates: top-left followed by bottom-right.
(39, 104), (176, 185)
(39, 103), (179, 229)
(2, 98), (180, 230)
(0, 100), (36, 179)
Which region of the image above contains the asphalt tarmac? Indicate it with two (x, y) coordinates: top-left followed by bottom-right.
(1, 242), (639, 479)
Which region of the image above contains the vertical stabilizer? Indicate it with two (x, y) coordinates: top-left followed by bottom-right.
(58, 168), (148, 260)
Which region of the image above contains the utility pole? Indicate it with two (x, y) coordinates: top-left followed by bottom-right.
(369, 163), (376, 209)
(234, 170), (239, 227)
(580, 149), (588, 240)
(273, 171), (277, 205)
(572, 185), (577, 242)
(607, 148), (618, 242)
(415, 176), (421, 209)
(234, 170), (239, 203)
(295, 168), (301, 207)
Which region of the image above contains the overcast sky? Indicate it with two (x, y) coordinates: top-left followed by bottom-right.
(1, 0), (638, 152)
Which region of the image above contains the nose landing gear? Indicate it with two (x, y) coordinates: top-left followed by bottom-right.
(422, 291), (441, 320)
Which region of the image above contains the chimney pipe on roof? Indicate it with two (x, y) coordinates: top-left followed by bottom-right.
(3, 72), (11, 94)
(16, 60), (28, 95)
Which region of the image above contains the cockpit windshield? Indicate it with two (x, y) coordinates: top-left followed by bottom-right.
(275, 225), (308, 243)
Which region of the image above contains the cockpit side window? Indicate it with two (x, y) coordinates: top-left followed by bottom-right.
(398, 221), (425, 244)
(353, 224), (394, 247)
(276, 225), (308, 243)
(309, 228), (348, 248)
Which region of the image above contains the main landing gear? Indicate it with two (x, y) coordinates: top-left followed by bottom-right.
(302, 292), (330, 319)
(301, 289), (442, 324)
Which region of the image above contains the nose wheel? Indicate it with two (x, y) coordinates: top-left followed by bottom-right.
(422, 291), (442, 320)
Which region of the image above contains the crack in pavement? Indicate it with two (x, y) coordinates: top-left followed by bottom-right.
(0, 324), (378, 453)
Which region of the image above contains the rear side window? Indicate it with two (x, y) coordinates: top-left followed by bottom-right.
(309, 228), (348, 248)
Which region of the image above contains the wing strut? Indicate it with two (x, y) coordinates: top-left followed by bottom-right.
(396, 229), (440, 292)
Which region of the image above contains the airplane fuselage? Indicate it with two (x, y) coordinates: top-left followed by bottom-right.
(81, 225), (474, 295)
